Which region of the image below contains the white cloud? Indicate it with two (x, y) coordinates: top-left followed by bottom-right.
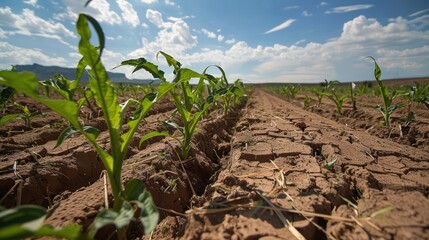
(0, 7), (75, 47)
(325, 4), (374, 14)
(256, 15), (429, 82)
(409, 8), (429, 17)
(225, 38), (236, 44)
(0, 28), (7, 38)
(320, 2), (327, 6)
(165, 0), (175, 6)
(164, 15), (429, 83)
(217, 34), (224, 42)
(23, 0), (38, 7)
(101, 49), (126, 70)
(302, 11), (312, 17)
(0, 41), (67, 68)
(57, 0), (121, 25)
(142, 22), (149, 29)
(201, 28), (216, 38)
(264, 19), (296, 34)
(128, 9), (197, 59)
(146, 9), (166, 28)
(116, 0), (140, 28)
(141, 0), (157, 4)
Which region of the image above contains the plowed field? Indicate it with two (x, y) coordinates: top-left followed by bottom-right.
(1, 88), (428, 239)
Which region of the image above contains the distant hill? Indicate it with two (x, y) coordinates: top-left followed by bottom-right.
(14, 64), (161, 85)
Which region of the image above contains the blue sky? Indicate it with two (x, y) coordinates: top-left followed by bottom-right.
(1, 0), (428, 83)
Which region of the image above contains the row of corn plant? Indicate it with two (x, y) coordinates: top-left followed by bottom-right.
(0, 11), (247, 239)
(368, 57), (403, 127)
(0, 14), (165, 239)
(121, 52), (246, 160)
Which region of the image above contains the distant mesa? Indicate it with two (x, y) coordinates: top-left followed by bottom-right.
(14, 63), (161, 85)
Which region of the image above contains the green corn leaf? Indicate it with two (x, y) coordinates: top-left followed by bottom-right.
(0, 71), (81, 128)
(371, 58), (382, 81)
(81, 14), (105, 61)
(22, 106), (30, 116)
(120, 99), (139, 119)
(136, 190), (159, 235)
(0, 205), (46, 239)
(157, 51), (182, 73)
(122, 179), (146, 200)
(76, 57), (87, 83)
(89, 201), (134, 236)
(122, 179), (159, 235)
(162, 121), (183, 131)
(0, 114), (20, 127)
(116, 58), (166, 81)
(90, 180), (160, 236)
(120, 92), (157, 159)
(56, 126), (100, 148)
(173, 68), (206, 83)
(77, 13), (121, 159)
(139, 131), (170, 148)
(120, 81), (185, 161)
(203, 65), (229, 86)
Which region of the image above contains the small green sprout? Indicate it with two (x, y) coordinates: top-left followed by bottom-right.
(367, 56), (401, 127)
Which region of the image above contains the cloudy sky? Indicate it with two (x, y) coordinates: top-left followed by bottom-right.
(0, 0), (428, 83)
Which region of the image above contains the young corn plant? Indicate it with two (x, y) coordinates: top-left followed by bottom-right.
(412, 82), (429, 108)
(0, 14), (177, 239)
(207, 75), (245, 115)
(356, 82), (370, 96)
(121, 52), (227, 160)
(303, 95), (312, 110)
(324, 89), (349, 115)
(13, 102), (45, 128)
(402, 82), (429, 127)
(313, 79), (339, 107)
(368, 57), (401, 127)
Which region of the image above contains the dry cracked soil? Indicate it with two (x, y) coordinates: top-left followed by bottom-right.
(0, 88), (428, 240)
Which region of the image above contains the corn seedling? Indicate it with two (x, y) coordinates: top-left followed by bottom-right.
(313, 79), (339, 107)
(401, 82), (429, 127)
(0, 14), (168, 239)
(368, 57), (401, 127)
(281, 84), (299, 99)
(412, 82), (429, 108)
(356, 82), (371, 96)
(14, 102), (45, 128)
(323, 82), (349, 115)
(303, 95), (312, 110)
